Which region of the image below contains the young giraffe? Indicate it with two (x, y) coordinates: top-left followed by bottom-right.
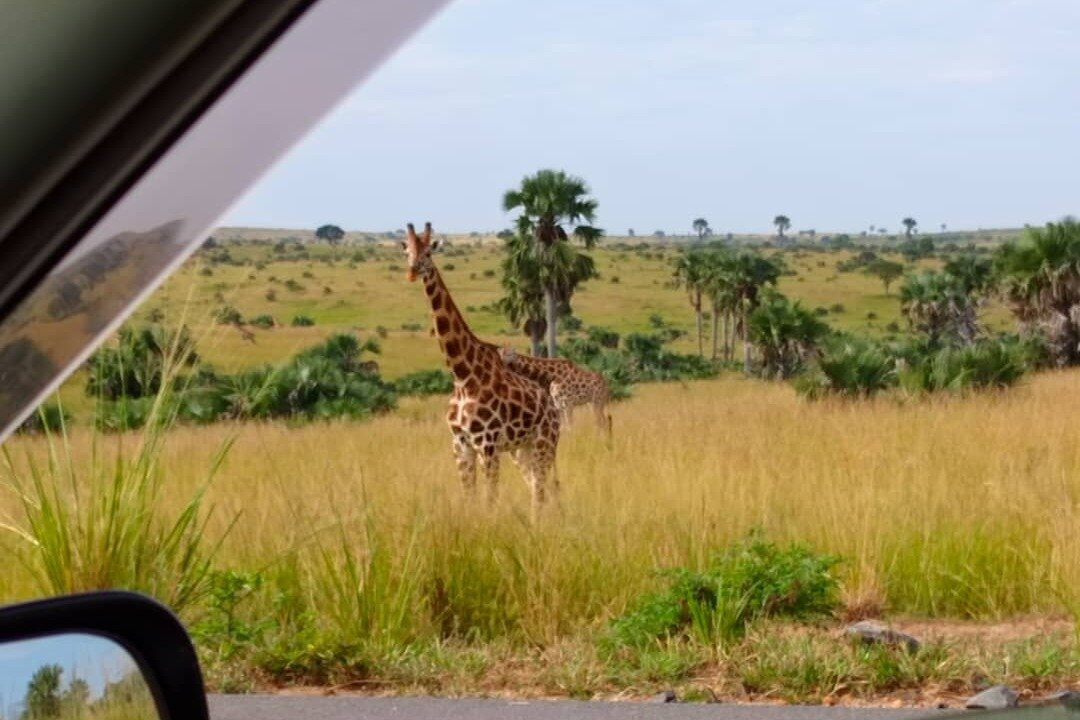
(401, 223), (561, 515)
(498, 347), (612, 435)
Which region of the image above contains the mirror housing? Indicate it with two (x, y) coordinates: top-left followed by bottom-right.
(0, 591), (208, 720)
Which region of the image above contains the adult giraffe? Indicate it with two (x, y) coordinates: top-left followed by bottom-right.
(498, 347), (612, 436)
(401, 222), (561, 515)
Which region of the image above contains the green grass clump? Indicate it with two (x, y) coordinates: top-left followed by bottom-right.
(606, 534), (840, 650)
(393, 369), (454, 397)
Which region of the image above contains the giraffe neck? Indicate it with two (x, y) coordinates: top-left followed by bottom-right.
(421, 265), (480, 382)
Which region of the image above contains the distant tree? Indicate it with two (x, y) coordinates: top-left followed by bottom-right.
(654, 230), (666, 238)
(940, 223), (947, 233)
(23, 664), (62, 719)
(202, 236), (217, 249)
(62, 678), (90, 714)
(693, 217), (710, 240)
(773, 215), (791, 239)
(496, 228), (514, 240)
(315, 224), (345, 245)
(902, 217), (918, 238)
(865, 258), (905, 294)
(673, 249), (710, 356)
(627, 228), (635, 237)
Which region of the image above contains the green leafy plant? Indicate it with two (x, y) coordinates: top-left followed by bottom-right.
(606, 534), (840, 650)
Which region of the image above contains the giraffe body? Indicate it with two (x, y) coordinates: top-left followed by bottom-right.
(498, 347), (612, 434)
(402, 223), (561, 514)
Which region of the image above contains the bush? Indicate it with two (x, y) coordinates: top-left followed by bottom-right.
(796, 336), (896, 399)
(897, 339), (1029, 394)
(94, 396), (156, 432)
(284, 279), (305, 292)
(85, 324), (199, 400)
(291, 315), (315, 327)
(265, 289), (277, 302)
(559, 314), (583, 332)
(17, 402), (70, 434)
(393, 369), (454, 396)
(586, 326), (620, 349)
(829, 303), (845, 314)
(606, 533), (840, 649)
(248, 314), (275, 329)
(215, 306), (243, 325)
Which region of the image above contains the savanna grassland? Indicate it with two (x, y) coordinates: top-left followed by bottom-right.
(3, 230), (1079, 705)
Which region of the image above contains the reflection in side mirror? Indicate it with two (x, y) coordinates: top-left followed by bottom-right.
(0, 633), (157, 720)
(0, 592), (208, 720)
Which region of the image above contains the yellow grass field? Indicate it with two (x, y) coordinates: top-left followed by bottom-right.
(8, 371), (1080, 618)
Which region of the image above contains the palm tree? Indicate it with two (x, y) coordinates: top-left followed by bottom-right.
(496, 232), (546, 355)
(673, 249), (710, 356)
(902, 217), (918, 238)
(692, 217), (710, 240)
(899, 271), (978, 345)
(729, 251), (782, 372)
(773, 215), (791, 239)
(702, 248), (738, 361)
(994, 218), (1080, 364)
(747, 290), (828, 379)
(503, 169), (603, 356)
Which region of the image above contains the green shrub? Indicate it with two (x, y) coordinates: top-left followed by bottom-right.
(291, 315), (315, 327)
(897, 339), (1029, 394)
(85, 324), (199, 400)
(215, 306), (243, 325)
(559, 314), (583, 332)
(393, 369), (454, 396)
(17, 402), (70, 434)
(796, 336), (895, 399)
(248, 314), (275, 329)
(606, 534), (840, 650)
(586, 326), (620, 349)
(284, 279), (305, 292)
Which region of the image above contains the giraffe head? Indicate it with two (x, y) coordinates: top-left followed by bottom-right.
(401, 222), (442, 282)
(498, 346), (522, 368)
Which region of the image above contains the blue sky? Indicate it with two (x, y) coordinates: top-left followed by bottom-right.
(225, 0), (1080, 236)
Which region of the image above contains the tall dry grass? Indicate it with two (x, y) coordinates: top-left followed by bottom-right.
(4, 371), (1080, 653)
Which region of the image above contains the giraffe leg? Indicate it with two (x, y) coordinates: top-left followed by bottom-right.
(524, 420), (560, 520)
(452, 432), (477, 493)
(479, 445), (500, 505)
(594, 399), (612, 440)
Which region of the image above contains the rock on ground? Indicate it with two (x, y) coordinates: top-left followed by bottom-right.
(965, 685), (1019, 710)
(844, 620), (921, 653)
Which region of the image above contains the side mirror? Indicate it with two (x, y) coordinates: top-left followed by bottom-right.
(0, 591), (208, 720)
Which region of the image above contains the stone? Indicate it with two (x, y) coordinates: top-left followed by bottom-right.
(1044, 690), (1080, 709)
(844, 620), (921, 653)
(965, 685), (1019, 710)
(653, 690), (678, 703)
